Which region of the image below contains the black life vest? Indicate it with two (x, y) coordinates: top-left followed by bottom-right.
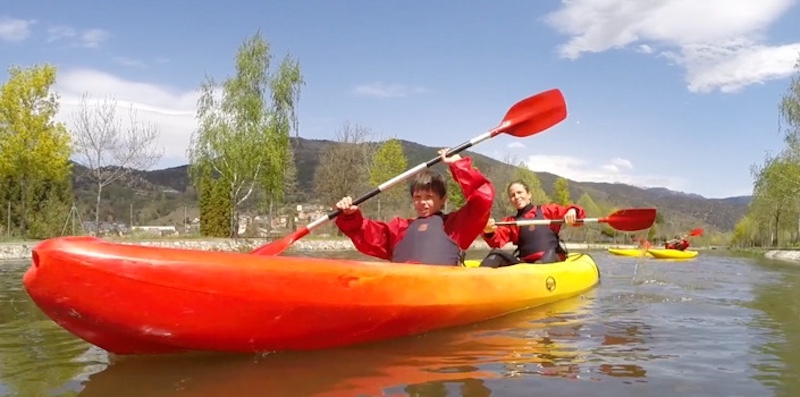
(391, 213), (464, 266)
(515, 205), (566, 262)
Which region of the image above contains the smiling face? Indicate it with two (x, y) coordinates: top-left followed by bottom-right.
(507, 182), (532, 210)
(412, 189), (446, 217)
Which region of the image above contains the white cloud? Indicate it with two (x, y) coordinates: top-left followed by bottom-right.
(52, 69), (200, 167)
(0, 17), (35, 42)
(46, 25), (110, 48)
(113, 56), (145, 68)
(544, 0), (800, 93)
(352, 82), (427, 98)
(525, 154), (686, 190)
(507, 141), (525, 149)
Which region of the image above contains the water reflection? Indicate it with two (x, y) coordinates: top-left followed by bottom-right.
(746, 257), (800, 396)
(75, 293), (597, 397)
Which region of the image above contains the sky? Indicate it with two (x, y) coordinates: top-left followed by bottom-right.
(1, 1), (799, 199)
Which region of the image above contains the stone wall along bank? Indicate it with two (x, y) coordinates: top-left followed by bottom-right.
(0, 239), (627, 261)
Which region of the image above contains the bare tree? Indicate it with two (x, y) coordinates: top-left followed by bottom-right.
(70, 93), (164, 232)
(313, 122), (377, 212)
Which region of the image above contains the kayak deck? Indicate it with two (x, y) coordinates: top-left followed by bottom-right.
(23, 236), (601, 355)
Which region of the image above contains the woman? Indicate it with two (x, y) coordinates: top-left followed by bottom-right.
(479, 180), (586, 267)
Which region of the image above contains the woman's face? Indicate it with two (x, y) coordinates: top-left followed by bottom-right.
(507, 183), (531, 209)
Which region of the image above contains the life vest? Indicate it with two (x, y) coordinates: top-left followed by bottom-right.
(391, 213), (464, 266)
(666, 239), (689, 251)
(515, 205), (567, 263)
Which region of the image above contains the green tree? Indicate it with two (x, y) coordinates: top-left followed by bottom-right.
(197, 170), (233, 237)
(369, 138), (408, 219)
(188, 31), (305, 237)
(0, 64), (72, 238)
(576, 192), (601, 242)
(446, 174), (466, 211)
(553, 177), (571, 206)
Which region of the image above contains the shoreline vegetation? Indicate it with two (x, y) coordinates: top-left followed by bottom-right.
(0, 236), (732, 262)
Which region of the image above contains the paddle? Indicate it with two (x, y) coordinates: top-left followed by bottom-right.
(494, 208), (657, 232)
(251, 88), (569, 256)
(687, 228), (704, 237)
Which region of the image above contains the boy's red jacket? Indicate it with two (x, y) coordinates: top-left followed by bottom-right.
(335, 157), (494, 261)
(482, 204), (586, 249)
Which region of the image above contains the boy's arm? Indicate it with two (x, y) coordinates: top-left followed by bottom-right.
(445, 157), (496, 249)
(335, 210), (396, 260)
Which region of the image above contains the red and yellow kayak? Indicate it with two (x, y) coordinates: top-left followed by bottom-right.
(23, 236), (600, 356)
(646, 248), (699, 259)
(607, 248), (653, 258)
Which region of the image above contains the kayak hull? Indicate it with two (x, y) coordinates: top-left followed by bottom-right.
(22, 236), (601, 355)
(646, 248), (699, 259)
(607, 248), (653, 258)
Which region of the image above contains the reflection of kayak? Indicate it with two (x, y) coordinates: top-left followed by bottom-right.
(76, 293), (596, 397)
(607, 248), (653, 258)
(23, 236), (600, 356)
(646, 248), (699, 259)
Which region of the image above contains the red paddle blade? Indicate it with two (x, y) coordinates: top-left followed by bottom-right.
(688, 228), (704, 237)
(494, 89), (567, 138)
(602, 208), (657, 231)
(250, 227), (310, 256)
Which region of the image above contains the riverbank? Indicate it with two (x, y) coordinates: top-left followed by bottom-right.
(764, 250), (800, 262)
(0, 238), (644, 261)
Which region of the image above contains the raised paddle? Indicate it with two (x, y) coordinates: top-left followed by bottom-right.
(494, 208), (657, 232)
(687, 228), (704, 237)
(251, 88), (569, 256)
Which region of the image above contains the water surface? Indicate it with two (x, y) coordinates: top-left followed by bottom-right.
(1, 249), (799, 396)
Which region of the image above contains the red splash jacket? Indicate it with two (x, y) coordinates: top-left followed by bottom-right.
(334, 157), (495, 261)
(482, 203), (587, 250)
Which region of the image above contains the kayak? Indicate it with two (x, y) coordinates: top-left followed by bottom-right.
(646, 248), (699, 259)
(23, 236), (600, 356)
(607, 248), (653, 258)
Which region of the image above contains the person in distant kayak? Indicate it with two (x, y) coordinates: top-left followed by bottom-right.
(334, 149), (494, 266)
(665, 235), (689, 251)
(478, 180), (586, 267)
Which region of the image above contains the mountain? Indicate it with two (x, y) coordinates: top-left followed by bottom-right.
(68, 137), (751, 233)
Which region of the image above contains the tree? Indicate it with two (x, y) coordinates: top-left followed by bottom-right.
(0, 64), (73, 238)
(369, 138), (408, 219)
(553, 177), (571, 205)
(576, 192), (601, 242)
(70, 93), (163, 233)
(188, 31), (305, 237)
(313, 122), (376, 217)
(197, 169), (233, 237)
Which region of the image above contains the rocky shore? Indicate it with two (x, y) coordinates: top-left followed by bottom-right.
(764, 250), (800, 262)
(0, 238), (631, 261)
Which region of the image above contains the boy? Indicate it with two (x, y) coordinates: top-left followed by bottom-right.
(334, 149), (494, 266)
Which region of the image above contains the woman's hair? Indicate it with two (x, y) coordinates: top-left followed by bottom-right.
(506, 180), (530, 194)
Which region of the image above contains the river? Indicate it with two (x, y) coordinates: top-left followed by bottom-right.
(1, 249), (799, 396)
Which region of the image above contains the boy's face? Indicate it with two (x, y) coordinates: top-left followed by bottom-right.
(411, 189), (446, 217)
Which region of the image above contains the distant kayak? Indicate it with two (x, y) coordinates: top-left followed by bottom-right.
(646, 248), (699, 259)
(607, 248), (653, 258)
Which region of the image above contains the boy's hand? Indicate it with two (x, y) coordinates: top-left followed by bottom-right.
(335, 196), (358, 215)
(564, 208), (577, 225)
(438, 148), (462, 164)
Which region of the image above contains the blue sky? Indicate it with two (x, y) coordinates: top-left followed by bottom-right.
(2, 0), (800, 199)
